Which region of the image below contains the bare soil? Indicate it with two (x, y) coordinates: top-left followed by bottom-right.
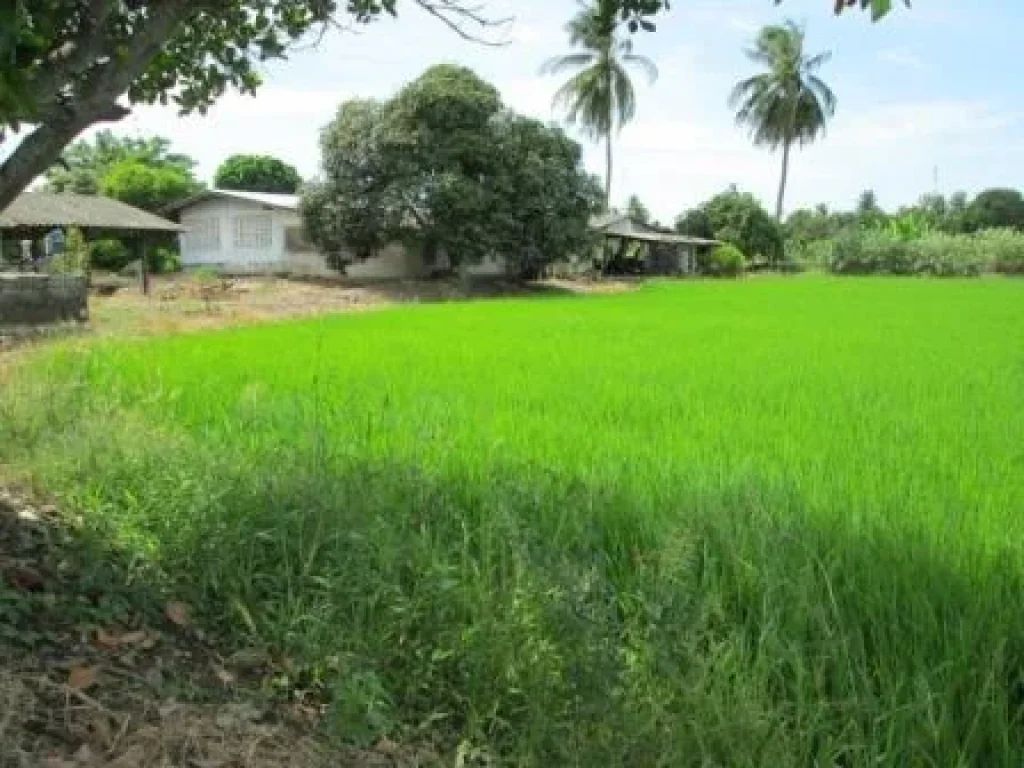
(87, 273), (635, 338)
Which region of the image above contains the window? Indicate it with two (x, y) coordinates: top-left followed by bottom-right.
(284, 226), (315, 253)
(233, 215), (273, 249)
(183, 217), (220, 252)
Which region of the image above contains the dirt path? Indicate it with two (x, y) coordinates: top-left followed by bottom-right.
(87, 274), (635, 338)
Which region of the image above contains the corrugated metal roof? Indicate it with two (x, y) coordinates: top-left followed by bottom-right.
(0, 192), (183, 232)
(590, 212), (719, 246)
(163, 188), (300, 214)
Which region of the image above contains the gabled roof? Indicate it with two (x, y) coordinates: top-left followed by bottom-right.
(0, 192), (183, 232)
(163, 188), (300, 214)
(590, 212), (719, 246)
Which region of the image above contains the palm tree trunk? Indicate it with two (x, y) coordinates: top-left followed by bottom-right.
(604, 131), (613, 211)
(775, 139), (791, 220)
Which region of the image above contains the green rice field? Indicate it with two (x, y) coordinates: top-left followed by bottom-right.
(2, 277), (1024, 765)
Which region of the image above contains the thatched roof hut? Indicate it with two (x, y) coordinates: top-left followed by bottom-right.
(0, 192), (183, 235)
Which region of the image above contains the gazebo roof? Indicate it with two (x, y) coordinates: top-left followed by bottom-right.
(0, 192), (183, 232)
(590, 212), (719, 247)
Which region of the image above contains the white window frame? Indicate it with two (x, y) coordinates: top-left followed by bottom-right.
(233, 214), (273, 250)
(184, 217), (221, 252)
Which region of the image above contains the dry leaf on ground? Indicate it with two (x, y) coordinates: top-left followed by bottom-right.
(95, 629), (120, 650)
(164, 602), (189, 628)
(67, 666), (98, 690)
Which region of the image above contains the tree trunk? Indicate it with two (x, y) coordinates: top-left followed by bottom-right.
(0, 0), (193, 212)
(775, 139), (792, 220)
(604, 132), (613, 211)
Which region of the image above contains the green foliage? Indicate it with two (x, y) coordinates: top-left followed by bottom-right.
(88, 239), (132, 272)
(785, 204), (853, 244)
(541, 2), (657, 204)
(47, 227), (89, 274)
(611, 0), (905, 24)
(881, 209), (933, 241)
(730, 20), (835, 217)
(829, 227), (1024, 276)
(2, 278), (1022, 764)
(0, 1), (511, 210)
(99, 159), (200, 212)
(674, 207), (714, 239)
(214, 154), (303, 194)
(966, 188), (1024, 232)
(625, 194), (651, 224)
(708, 243), (746, 276)
(46, 131), (197, 196)
(976, 228), (1024, 274)
(302, 65), (601, 277)
(154, 247), (183, 274)
(688, 187), (784, 265)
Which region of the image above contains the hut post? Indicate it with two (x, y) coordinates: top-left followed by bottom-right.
(140, 232), (150, 295)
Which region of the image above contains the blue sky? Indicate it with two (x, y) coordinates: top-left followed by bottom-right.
(105, 0), (1022, 221)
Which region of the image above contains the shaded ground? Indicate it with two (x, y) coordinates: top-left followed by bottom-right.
(0, 486), (434, 767)
(88, 273), (635, 337)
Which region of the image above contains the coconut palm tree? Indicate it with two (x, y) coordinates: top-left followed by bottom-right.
(541, 2), (657, 209)
(730, 21), (836, 219)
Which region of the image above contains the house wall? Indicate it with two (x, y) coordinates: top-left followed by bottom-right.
(179, 198), (294, 273)
(177, 197), (510, 279)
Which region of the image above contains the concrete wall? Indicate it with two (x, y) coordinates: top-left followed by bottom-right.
(0, 274), (88, 327)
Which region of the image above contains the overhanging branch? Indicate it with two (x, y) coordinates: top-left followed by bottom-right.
(413, 1), (512, 46)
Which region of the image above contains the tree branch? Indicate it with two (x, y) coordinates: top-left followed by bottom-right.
(0, 0), (197, 211)
(413, 1), (512, 46)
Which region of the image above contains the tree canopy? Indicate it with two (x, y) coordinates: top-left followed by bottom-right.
(730, 21), (835, 219)
(0, 0), (508, 212)
(215, 154), (303, 194)
(966, 188), (1024, 232)
(612, 0), (906, 26)
(677, 187), (784, 264)
(44, 130), (198, 198)
(301, 65), (602, 277)
(626, 194), (652, 225)
(542, 1), (657, 208)
(100, 159), (201, 212)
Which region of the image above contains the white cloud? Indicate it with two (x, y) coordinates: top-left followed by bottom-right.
(877, 47), (926, 70)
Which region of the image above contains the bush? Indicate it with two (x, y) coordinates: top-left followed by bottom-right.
(88, 238), (132, 272)
(154, 247), (183, 274)
(828, 227), (1024, 277)
(708, 244), (746, 277)
(976, 228), (1024, 274)
(47, 227), (89, 274)
(786, 238), (835, 270)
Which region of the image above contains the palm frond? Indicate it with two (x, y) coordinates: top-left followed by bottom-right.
(730, 18), (834, 151)
(539, 53), (597, 77)
(622, 53), (658, 84)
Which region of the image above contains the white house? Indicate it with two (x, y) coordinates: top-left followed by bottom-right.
(165, 189), (507, 279)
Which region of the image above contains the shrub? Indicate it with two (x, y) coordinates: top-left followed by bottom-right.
(976, 228), (1024, 274)
(708, 244), (746, 277)
(88, 238), (132, 272)
(154, 247), (183, 274)
(831, 229), (989, 277)
(786, 238), (834, 270)
(831, 229), (914, 274)
(47, 227), (89, 274)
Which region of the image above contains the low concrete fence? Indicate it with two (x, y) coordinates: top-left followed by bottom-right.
(0, 273), (88, 327)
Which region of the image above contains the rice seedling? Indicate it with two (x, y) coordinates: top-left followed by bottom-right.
(2, 276), (1023, 765)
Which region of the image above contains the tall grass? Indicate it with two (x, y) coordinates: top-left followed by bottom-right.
(2, 278), (1024, 765)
